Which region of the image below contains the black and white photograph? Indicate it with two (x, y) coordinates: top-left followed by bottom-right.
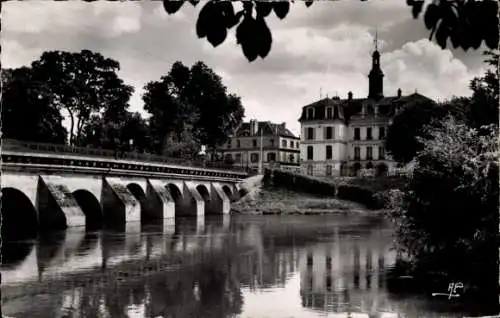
(1, 1), (499, 317)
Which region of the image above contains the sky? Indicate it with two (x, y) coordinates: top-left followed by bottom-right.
(2, 0), (489, 136)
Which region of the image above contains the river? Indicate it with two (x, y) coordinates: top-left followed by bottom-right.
(1, 214), (491, 317)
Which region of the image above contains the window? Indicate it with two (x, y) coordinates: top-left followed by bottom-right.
(324, 126), (333, 140)
(326, 275), (332, 292)
(326, 256), (332, 269)
(333, 106), (339, 119)
(379, 146), (385, 159)
(307, 146), (313, 160)
(326, 145), (332, 160)
(326, 107), (333, 119)
(297, 142), (300, 149)
(367, 147), (373, 160)
(367, 104), (374, 114)
(270, 139), (274, 146)
(252, 139), (257, 147)
(306, 127), (314, 140)
(379, 127), (386, 139)
(307, 253), (313, 266)
(289, 154), (294, 163)
(326, 165), (332, 176)
(267, 153), (276, 162)
(227, 140), (232, 148)
(236, 140), (241, 148)
(235, 153), (241, 162)
(354, 147), (361, 160)
(354, 128), (360, 140)
(282, 140), (287, 148)
(367, 128), (373, 140)
(250, 153), (259, 163)
(307, 108), (314, 119)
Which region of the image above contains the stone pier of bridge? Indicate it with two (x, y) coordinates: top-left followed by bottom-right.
(1, 171), (244, 235)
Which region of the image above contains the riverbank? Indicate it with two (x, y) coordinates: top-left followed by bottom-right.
(231, 181), (384, 216)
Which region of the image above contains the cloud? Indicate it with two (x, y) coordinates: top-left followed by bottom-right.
(1, 1), (487, 137)
(2, 1), (143, 38)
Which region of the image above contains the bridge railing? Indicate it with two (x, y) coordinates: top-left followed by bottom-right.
(2, 139), (247, 173)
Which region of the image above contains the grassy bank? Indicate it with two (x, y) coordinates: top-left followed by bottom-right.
(231, 182), (377, 215)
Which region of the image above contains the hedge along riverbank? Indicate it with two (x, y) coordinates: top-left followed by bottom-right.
(264, 168), (398, 210)
(263, 169), (337, 197)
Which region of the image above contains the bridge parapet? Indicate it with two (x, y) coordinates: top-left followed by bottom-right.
(2, 138), (247, 174)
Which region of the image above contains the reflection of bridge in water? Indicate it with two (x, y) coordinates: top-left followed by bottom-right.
(2, 216), (234, 303)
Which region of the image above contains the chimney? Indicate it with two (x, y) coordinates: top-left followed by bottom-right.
(397, 88), (402, 98)
(348, 91), (353, 100)
(249, 119), (258, 135)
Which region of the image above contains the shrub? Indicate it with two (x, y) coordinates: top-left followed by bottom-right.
(388, 116), (499, 296)
(337, 185), (382, 209)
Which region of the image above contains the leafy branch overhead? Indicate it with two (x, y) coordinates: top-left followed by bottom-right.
(163, 0), (499, 62)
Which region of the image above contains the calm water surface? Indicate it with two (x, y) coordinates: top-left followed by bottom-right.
(1, 214), (489, 318)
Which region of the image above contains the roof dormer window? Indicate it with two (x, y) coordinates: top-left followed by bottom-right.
(307, 107), (314, 120)
(326, 107), (333, 119)
(333, 106), (340, 119)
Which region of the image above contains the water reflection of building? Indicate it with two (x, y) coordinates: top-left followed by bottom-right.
(234, 223), (300, 290)
(299, 227), (397, 314)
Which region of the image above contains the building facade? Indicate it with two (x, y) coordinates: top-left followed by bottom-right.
(217, 119), (301, 173)
(298, 41), (434, 177)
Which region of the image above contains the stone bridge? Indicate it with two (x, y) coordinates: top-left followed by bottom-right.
(1, 139), (250, 237)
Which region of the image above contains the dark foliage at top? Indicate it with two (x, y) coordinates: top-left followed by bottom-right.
(162, 0), (499, 62)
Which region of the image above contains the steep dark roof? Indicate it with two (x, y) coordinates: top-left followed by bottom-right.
(234, 121), (298, 139)
(298, 93), (434, 122)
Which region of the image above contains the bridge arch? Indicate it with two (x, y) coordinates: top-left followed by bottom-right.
(196, 184), (211, 203)
(166, 183), (183, 201)
(1, 187), (38, 240)
(127, 183), (149, 221)
(72, 189), (103, 230)
(222, 185), (232, 200)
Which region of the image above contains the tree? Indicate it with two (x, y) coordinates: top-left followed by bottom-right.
(77, 111), (150, 152)
(385, 99), (461, 164)
(143, 61), (244, 156)
(162, 0), (499, 62)
(1, 67), (67, 144)
(187, 62), (245, 152)
(31, 50), (134, 145)
(466, 50), (499, 130)
(387, 116), (498, 296)
(143, 61), (195, 154)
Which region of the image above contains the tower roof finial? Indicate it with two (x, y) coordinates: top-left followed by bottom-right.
(374, 27), (378, 51)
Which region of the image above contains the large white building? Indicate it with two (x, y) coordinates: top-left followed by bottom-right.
(298, 40), (434, 177)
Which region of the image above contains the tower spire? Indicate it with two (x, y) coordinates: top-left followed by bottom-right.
(368, 28), (384, 100)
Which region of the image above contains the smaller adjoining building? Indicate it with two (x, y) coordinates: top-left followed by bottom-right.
(216, 119), (301, 173)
